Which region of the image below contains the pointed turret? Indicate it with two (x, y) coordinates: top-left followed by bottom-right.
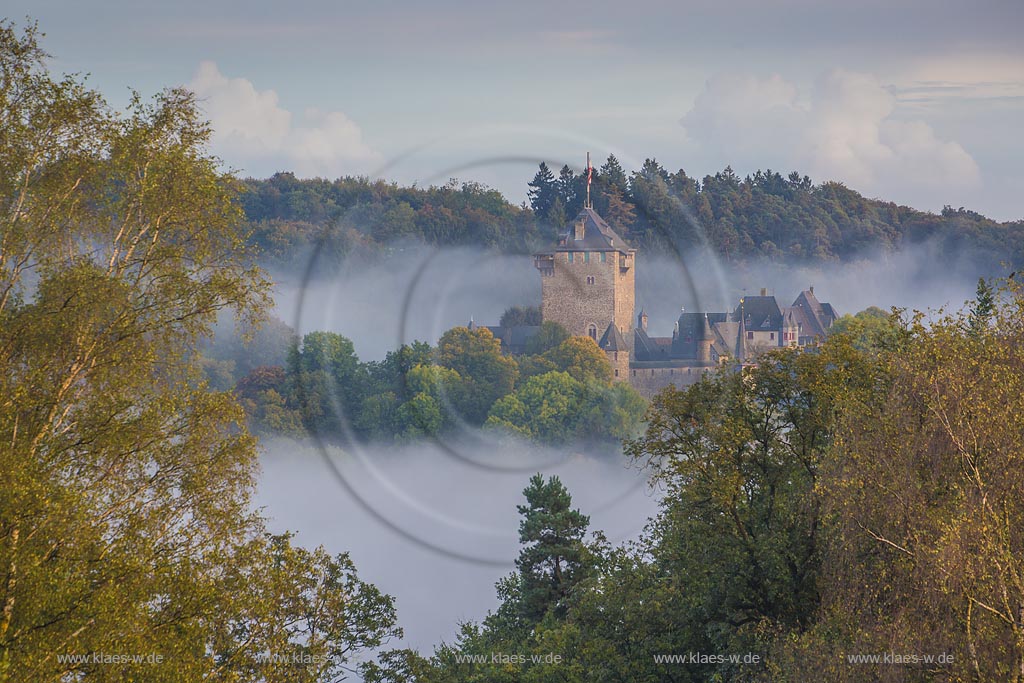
(598, 322), (630, 382)
(696, 312), (714, 363)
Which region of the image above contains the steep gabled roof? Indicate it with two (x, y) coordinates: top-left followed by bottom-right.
(598, 322), (628, 352)
(555, 207), (632, 253)
(791, 289), (838, 340)
(735, 295), (783, 330)
(711, 321), (739, 359)
(633, 328), (672, 361)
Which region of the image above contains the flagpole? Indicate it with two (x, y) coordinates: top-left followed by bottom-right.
(586, 151), (592, 208)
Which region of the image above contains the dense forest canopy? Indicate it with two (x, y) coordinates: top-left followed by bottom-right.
(368, 280), (1024, 683)
(209, 322), (647, 446)
(241, 160), (1023, 271)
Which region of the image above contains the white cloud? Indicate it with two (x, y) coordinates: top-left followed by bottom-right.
(189, 61), (380, 178)
(681, 69), (981, 211)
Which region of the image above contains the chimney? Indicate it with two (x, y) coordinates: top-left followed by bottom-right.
(574, 219), (585, 241)
(809, 285), (814, 295)
(760, 287), (767, 296)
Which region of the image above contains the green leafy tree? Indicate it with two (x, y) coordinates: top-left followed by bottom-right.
(235, 365), (305, 435)
(829, 305), (906, 352)
(391, 364), (462, 438)
(287, 331), (367, 435)
(543, 336), (613, 385)
(485, 371), (584, 443)
(499, 304), (542, 327)
(576, 381), (647, 441)
(625, 339), (875, 670)
(805, 278), (1024, 681)
(0, 21), (398, 681)
(435, 326), (518, 424)
(524, 320), (569, 355)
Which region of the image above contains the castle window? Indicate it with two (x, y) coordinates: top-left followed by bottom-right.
(588, 324), (597, 340)
(747, 331), (754, 340)
(584, 252), (590, 263)
(632, 370), (636, 377)
(600, 252), (606, 263)
(586, 276), (595, 285)
(568, 252), (574, 263)
(770, 332), (775, 340)
(614, 369), (619, 377)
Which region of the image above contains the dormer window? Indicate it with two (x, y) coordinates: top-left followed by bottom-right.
(574, 220), (586, 241)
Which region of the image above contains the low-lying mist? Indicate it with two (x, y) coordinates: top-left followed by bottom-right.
(270, 240), (995, 354)
(253, 238), (999, 653)
(253, 435), (659, 652)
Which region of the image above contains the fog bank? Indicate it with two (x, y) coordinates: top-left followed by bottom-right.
(270, 241), (993, 351)
(254, 436), (659, 652)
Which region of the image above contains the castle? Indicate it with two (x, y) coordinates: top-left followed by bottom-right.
(482, 205), (838, 398)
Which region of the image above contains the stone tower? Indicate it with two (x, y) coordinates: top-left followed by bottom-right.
(533, 207), (636, 345)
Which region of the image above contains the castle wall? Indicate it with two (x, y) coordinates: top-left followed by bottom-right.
(607, 349), (630, 382)
(627, 364), (711, 398)
(541, 251), (633, 342)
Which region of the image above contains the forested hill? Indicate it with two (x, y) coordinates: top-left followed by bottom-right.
(240, 158), (1024, 270)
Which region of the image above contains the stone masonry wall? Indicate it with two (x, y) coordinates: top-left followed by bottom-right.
(542, 251), (628, 341)
(628, 365), (711, 398)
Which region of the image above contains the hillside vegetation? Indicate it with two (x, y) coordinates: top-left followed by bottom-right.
(241, 161), (1023, 270)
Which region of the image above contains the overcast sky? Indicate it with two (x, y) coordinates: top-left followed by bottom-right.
(11, 1), (1023, 219)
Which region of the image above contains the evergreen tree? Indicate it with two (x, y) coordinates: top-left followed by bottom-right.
(556, 164), (578, 215)
(546, 196), (568, 232)
(969, 276), (996, 335)
(600, 153), (628, 196)
(601, 185), (637, 234)
(527, 161), (557, 219)
(515, 474), (591, 622)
